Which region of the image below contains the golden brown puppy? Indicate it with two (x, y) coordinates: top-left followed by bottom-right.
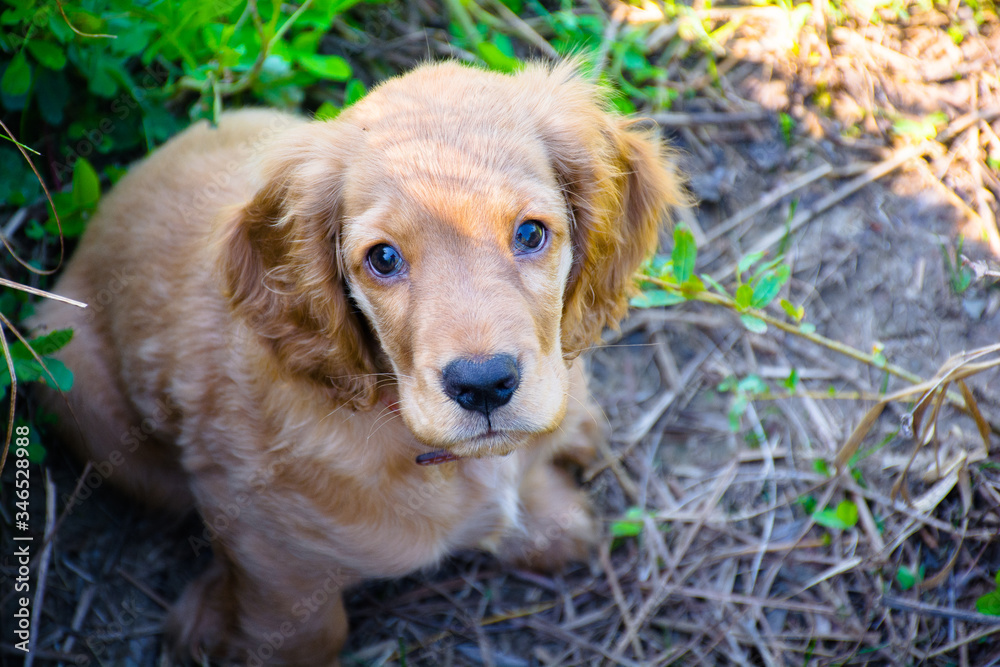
(32, 61), (682, 664)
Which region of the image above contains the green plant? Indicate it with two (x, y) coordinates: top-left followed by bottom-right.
(0, 0), (368, 222)
(895, 564), (924, 591)
(0, 328), (74, 394)
(717, 374), (769, 432)
(977, 571), (1000, 615)
(610, 506), (658, 538)
(940, 236), (974, 294)
(812, 499), (859, 531)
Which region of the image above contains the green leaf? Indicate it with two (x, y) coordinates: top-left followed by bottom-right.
(813, 508), (848, 530)
(296, 53), (352, 81)
(72, 158), (100, 208)
(26, 40), (66, 70)
(610, 506), (652, 538)
(671, 226), (696, 283)
(892, 112), (946, 142)
(630, 289), (685, 308)
(290, 29), (323, 55)
(896, 566), (917, 591)
(700, 273), (727, 295)
(813, 459), (830, 477)
(36, 357), (73, 391)
(800, 322), (817, 334)
(343, 78), (366, 107)
(737, 375), (768, 394)
(740, 314), (767, 333)
(835, 500), (858, 528)
(735, 284), (753, 310)
(1, 50), (32, 96)
(24, 328), (73, 356)
(737, 251), (766, 275)
(25, 219), (45, 240)
(797, 494), (817, 515)
(779, 298), (804, 322)
(647, 254), (671, 279)
(976, 590), (1000, 616)
(25, 441), (46, 464)
(477, 41), (519, 73)
(0, 330), (74, 389)
(34, 66), (69, 125)
(315, 101), (339, 121)
(782, 367), (799, 392)
(751, 265), (790, 309)
(779, 112), (795, 146)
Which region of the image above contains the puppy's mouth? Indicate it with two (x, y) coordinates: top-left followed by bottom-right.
(414, 428), (520, 465)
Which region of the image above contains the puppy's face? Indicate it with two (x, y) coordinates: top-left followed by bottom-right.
(339, 110), (574, 455)
(222, 62), (683, 459)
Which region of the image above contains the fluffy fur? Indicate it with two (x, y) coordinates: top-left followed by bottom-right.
(32, 61), (683, 664)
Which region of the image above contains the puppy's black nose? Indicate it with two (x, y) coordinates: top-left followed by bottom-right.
(442, 354), (519, 416)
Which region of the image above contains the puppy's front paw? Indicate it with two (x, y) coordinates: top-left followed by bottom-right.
(166, 560), (238, 663)
(499, 466), (598, 572)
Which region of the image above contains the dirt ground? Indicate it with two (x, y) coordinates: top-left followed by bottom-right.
(3, 1), (1000, 665)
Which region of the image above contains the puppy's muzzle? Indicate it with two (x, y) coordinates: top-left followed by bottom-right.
(442, 354), (519, 417)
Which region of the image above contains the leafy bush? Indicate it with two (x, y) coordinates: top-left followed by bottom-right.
(1, 0), (368, 205)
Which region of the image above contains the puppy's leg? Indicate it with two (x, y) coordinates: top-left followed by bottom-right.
(168, 539), (352, 666)
(498, 362), (602, 571)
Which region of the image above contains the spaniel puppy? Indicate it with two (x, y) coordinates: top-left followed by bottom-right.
(33, 61), (682, 664)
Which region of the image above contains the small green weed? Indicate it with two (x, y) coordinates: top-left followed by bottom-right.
(940, 237), (974, 294)
(976, 571), (1000, 615)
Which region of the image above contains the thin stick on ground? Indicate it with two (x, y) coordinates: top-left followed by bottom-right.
(24, 471), (57, 667)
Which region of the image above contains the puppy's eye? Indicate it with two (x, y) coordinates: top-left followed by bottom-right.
(367, 244), (404, 277)
(513, 220), (546, 254)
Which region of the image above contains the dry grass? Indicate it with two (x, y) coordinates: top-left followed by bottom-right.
(3, 0), (1000, 665)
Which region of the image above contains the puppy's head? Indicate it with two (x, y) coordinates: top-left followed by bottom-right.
(221, 62), (683, 458)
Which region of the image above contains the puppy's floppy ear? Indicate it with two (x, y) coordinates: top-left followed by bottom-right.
(216, 122), (382, 408)
(534, 65), (685, 359)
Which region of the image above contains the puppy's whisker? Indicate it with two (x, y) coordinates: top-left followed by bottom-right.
(564, 341), (665, 357)
(318, 379), (397, 425)
(366, 411), (402, 443)
(567, 389), (611, 432)
(324, 372), (402, 382)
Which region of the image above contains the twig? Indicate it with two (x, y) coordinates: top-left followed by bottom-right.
(0, 119), (65, 275)
(59, 585), (97, 654)
(484, 0), (559, 59)
(644, 277), (926, 387)
(444, 0), (484, 54)
(24, 471), (57, 667)
(711, 140), (936, 283)
(614, 463), (737, 653)
(923, 626), (1000, 658)
(881, 595), (1000, 625)
(651, 109), (773, 127)
(598, 543), (645, 659)
(1, 207), (29, 239)
(0, 277), (88, 308)
(116, 568), (171, 610)
(590, 7), (622, 81)
(702, 163), (833, 245)
(54, 0), (115, 39)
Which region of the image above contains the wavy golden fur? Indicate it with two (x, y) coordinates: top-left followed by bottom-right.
(32, 61), (683, 664)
